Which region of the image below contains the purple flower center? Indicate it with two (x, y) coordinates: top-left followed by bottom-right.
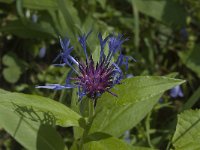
(73, 57), (114, 99)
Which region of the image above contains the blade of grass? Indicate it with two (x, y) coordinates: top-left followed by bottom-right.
(180, 86), (200, 111)
(132, 1), (140, 50)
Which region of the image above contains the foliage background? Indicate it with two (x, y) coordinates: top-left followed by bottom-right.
(0, 0), (200, 149)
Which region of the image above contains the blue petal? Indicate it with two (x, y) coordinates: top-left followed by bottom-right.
(107, 34), (128, 62)
(116, 54), (124, 66)
(36, 84), (75, 90)
(77, 86), (87, 101)
(32, 14), (38, 23)
(112, 63), (123, 84)
(124, 56), (129, 70)
(126, 74), (134, 78)
(68, 55), (79, 66)
(59, 37), (70, 51)
(108, 34), (128, 54)
(98, 33), (111, 62)
(66, 69), (74, 84)
(180, 28), (188, 40)
(112, 63), (122, 73)
(54, 37), (75, 66)
(78, 30), (92, 60)
(116, 54), (135, 70)
(53, 63), (66, 67)
(39, 47), (46, 58)
(124, 131), (131, 144)
(170, 85), (184, 98)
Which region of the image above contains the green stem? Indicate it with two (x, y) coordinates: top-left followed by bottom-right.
(145, 112), (154, 148)
(88, 100), (94, 121)
(51, 71), (68, 99)
(132, 1), (140, 50)
(79, 99), (95, 150)
(59, 89), (67, 104)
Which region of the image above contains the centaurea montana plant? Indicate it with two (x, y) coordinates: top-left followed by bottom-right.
(37, 32), (132, 106)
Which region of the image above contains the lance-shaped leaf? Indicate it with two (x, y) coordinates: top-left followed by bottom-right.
(89, 76), (185, 137)
(82, 132), (154, 150)
(83, 132), (132, 150)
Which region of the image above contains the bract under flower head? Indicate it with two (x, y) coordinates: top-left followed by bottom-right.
(36, 32), (132, 100)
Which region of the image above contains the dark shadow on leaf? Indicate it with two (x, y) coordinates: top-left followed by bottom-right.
(12, 103), (56, 126)
(78, 117), (87, 129)
(13, 116), (23, 137)
(84, 132), (112, 144)
(36, 124), (66, 150)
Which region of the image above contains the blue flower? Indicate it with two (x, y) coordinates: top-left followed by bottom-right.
(32, 14), (38, 23)
(39, 47), (46, 58)
(124, 130), (131, 144)
(180, 28), (188, 41)
(158, 98), (164, 103)
(170, 85), (184, 98)
(36, 32), (132, 100)
(126, 74), (134, 78)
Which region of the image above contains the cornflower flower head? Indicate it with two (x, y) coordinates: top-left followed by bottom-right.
(37, 32), (133, 101)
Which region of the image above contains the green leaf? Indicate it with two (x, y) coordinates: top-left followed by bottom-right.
(3, 67), (21, 83)
(172, 109), (200, 150)
(2, 53), (17, 66)
(57, 0), (79, 39)
(2, 53), (27, 83)
(0, 0), (13, 4)
(0, 89), (9, 94)
(22, 0), (58, 10)
(0, 104), (68, 150)
(130, 0), (187, 27)
(131, 146), (155, 150)
(181, 86), (200, 111)
(0, 20), (56, 38)
(22, 0), (80, 39)
(89, 76), (185, 137)
(36, 125), (68, 150)
(71, 133), (154, 150)
(71, 89), (84, 140)
(83, 132), (132, 150)
(179, 44), (200, 78)
(96, 0), (106, 8)
(0, 92), (82, 127)
(90, 95), (160, 137)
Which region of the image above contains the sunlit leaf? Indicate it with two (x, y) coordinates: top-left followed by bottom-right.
(172, 109), (200, 150)
(0, 104), (68, 150)
(0, 92), (82, 127)
(89, 76), (185, 137)
(83, 132), (132, 150)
